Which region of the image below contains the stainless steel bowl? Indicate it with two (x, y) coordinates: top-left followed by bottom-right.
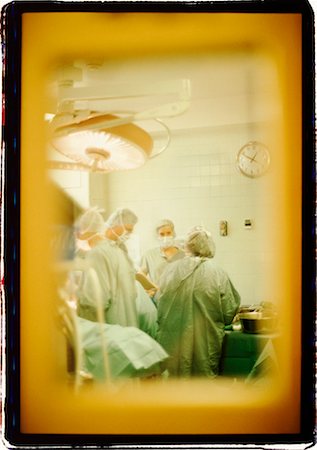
(239, 312), (278, 334)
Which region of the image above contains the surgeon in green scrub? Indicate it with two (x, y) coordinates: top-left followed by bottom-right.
(76, 207), (158, 338)
(77, 208), (140, 327)
(140, 219), (185, 288)
(156, 227), (241, 378)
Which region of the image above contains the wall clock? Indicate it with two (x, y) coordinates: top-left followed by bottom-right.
(236, 141), (270, 178)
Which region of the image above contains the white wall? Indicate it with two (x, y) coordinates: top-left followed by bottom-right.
(100, 121), (278, 306)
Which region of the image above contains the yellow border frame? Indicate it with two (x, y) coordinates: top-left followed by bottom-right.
(20, 12), (302, 434)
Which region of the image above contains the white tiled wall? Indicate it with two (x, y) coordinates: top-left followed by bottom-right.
(100, 121), (278, 306)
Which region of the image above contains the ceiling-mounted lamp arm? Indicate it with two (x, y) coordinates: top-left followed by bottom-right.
(57, 79), (191, 105)
(52, 100), (190, 138)
(133, 100), (190, 120)
(52, 78), (191, 137)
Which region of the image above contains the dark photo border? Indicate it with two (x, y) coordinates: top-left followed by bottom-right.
(1, 0), (315, 448)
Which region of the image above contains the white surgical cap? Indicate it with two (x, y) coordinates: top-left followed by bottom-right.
(155, 219), (175, 234)
(76, 207), (105, 235)
(105, 208), (138, 228)
(186, 227), (216, 258)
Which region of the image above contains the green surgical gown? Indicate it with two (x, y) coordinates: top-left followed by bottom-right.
(77, 239), (138, 327)
(157, 256), (241, 378)
(140, 247), (167, 286)
(135, 281), (158, 338)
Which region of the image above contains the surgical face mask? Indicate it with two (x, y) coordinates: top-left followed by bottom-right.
(111, 227), (132, 244)
(118, 230), (131, 243)
(118, 213), (133, 242)
(159, 236), (175, 249)
(76, 239), (91, 252)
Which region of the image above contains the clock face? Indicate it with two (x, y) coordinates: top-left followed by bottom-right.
(237, 141), (270, 178)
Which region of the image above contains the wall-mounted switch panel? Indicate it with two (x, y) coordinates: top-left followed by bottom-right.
(219, 220), (228, 236)
(244, 219), (253, 229)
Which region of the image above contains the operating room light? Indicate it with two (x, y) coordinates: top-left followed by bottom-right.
(48, 72), (191, 172)
(50, 114), (154, 172)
